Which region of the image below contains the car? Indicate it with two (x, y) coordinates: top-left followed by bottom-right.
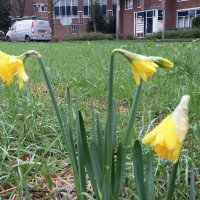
(0, 30), (5, 40)
(6, 20), (52, 42)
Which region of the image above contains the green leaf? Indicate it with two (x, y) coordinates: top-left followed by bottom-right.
(82, 192), (96, 200)
(114, 143), (126, 199)
(78, 111), (99, 198)
(165, 161), (179, 200)
(90, 142), (104, 198)
(105, 55), (115, 191)
(190, 164), (196, 200)
(145, 152), (155, 200)
(133, 140), (146, 200)
(66, 89), (77, 163)
(75, 97), (87, 200)
(123, 81), (143, 147)
(61, 109), (81, 195)
(96, 115), (104, 169)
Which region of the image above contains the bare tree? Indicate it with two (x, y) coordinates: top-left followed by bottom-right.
(90, 0), (97, 32)
(162, 0), (166, 39)
(41, 0), (59, 36)
(9, 0), (27, 18)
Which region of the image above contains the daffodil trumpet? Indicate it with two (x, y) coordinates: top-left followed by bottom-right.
(142, 95), (190, 163)
(112, 49), (174, 85)
(0, 50), (41, 88)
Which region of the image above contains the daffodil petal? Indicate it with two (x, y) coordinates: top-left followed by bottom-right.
(0, 51), (28, 87)
(142, 95), (189, 163)
(131, 64), (140, 85)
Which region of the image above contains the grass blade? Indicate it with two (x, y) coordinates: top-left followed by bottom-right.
(41, 160), (53, 190)
(190, 164), (196, 200)
(133, 140), (146, 200)
(18, 161), (31, 200)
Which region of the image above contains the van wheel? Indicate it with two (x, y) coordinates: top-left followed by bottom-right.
(6, 36), (11, 42)
(25, 35), (31, 42)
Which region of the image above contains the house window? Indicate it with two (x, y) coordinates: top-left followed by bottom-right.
(125, 0), (133, 10)
(83, 0), (90, 16)
(158, 10), (163, 21)
(112, 0), (117, 16)
(72, 0), (78, 16)
(33, 3), (47, 13)
(71, 25), (77, 34)
(137, 0), (141, 8)
(177, 8), (200, 29)
(53, 0), (77, 17)
(177, 11), (189, 28)
(106, 10), (113, 18)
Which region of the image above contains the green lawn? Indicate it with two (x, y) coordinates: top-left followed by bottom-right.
(0, 40), (199, 199)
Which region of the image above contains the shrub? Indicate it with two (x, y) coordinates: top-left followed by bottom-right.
(192, 16), (200, 29)
(63, 32), (114, 41)
(146, 29), (200, 39)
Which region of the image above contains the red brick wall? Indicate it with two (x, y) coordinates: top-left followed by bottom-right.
(175, 0), (200, 9)
(165, 0), (200, 29)
(165, 0), (176, 29)
(54, 24), (87, 39)
(54, 25), (70, 39)
(78, 0), (83, 11)
(107, 0), (113, 10)
(144, 0), (162, 9)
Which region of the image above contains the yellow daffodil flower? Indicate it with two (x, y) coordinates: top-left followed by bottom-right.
(112, 49), (174, 85)
(142, 95), (190, 163)
(0, 51), (28, 88)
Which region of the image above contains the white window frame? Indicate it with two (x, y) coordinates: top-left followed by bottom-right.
(177, 0), (189, 2)
(83, 0), (90, 17)
(176, 7), (200, 29)
(137, 0), (141, 8)
(71, 25), (77, 34)
(125, 0), (133, 10)
(33, 3), (47, 13)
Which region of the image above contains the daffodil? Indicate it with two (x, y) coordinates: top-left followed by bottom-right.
(112, 49), (174, 85)
(0, 51), (28, 88)
(142, 95), (190, 163)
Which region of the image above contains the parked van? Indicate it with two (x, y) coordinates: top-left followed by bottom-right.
(6, 20), (52, 42)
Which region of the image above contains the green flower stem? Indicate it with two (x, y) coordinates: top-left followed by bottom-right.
(38, 57), (65, 135)
(23, 51), (65, 136)
(123, 81), (143, 147)
(23, 51), (83, 199)
(165, 161), (179, 200)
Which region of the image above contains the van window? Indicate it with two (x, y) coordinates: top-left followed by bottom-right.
(11, 23), (17, 31)
(35, 21), (50, 29)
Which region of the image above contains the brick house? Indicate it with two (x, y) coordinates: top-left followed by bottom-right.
(10, 0), (200, 38)
(121, 0), (200, 37)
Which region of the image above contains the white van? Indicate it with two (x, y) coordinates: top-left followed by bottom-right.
(6, 20), (52, 42)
